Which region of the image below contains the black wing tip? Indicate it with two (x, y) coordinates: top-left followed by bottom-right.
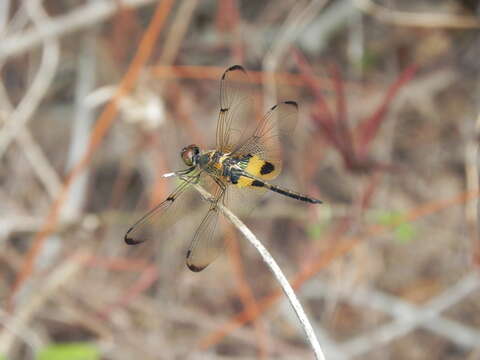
(222, 65), (247, 79)
(125, 236), (143, 245)
(227, 64), (246, 72)
(124, 228), (143, 245)
(270, 101), (298, 111)
(186, 250), (207, 272)
(310, 198), (323, 204)
(187, 263), (207, 272)
(283, 100), (298, 108)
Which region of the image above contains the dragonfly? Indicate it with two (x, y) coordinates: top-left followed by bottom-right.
(124, 65), (322, 272)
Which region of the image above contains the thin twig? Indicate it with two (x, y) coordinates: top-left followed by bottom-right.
(0, 0), (10, 35)
(159, 0), (198, 66)
(303, 273), (480, 357)
(464, 115), (479, 263)
(476, 107), (480, 266)
(12, 0), (175, 302)
(0, 82), (62, 200)
(63, 2), (99, 221)
(200, 187), (480, 348)
(192, 184), (326, 360)
(225, 227), (269, 358)
(0, 308), (42, 358)
(353, 0), (480, 29)
(0, 0), (60, 159)
(0, 252), (85, 356)
(263, 0), (329, 107)
(0, 0), (158, 62)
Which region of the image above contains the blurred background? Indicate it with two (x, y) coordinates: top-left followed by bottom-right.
(1, 0), (480, 359)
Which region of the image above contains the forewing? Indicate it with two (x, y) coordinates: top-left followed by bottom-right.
(233, 101), (298, 179)
(124, 174), (199, 245)
(186, 176), (226, 272)
(216, 65), (255, 152)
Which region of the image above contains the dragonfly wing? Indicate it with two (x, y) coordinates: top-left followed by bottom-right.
(186, 175), (227, 272)
(216, 65), (256, 152)
(223, 180), (267, 218)
(186, 204), (224, 272)
(124, 173), (199, 245)
(233, 101), (298, 181)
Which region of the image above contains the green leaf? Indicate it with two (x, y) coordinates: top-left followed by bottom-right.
(376, 211), (404, 227)
(307, 222), (324, 239)
(37, 343), (99, 360)
(394, 222), (415, 244)
(375, 210), (415, 244)
(306, 204), (332, 239)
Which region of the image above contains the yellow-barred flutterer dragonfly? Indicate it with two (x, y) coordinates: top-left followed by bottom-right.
(124, 65), (322, 272)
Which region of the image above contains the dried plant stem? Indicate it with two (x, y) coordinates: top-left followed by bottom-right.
(63, 4), (98, 220)
(12, 0), (175, 301)
(476, 112), (480, 265)
(0, 81), (62, 201)
(263, 0), (328, 106)
(0, 0), (60, 158)
(0, 253), (85, 356)
(0, 0), (157, 61)
(192, 184), (326, 360)
(354, 0), (480, 29)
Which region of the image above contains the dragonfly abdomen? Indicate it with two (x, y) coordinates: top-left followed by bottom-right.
(266, 183), (322, 204)
(237, 172), (322, 204)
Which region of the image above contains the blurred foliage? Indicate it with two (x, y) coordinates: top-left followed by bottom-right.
(37, 343), (99, 360)
(376, 210), (416, 244)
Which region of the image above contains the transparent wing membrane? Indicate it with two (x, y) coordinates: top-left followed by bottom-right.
(124, 174), (199, 245)
(216, 65), (256, 152)
(233, 101), (299, 179)
(186, 205), (223, 272)
(186, 174), (226, 272)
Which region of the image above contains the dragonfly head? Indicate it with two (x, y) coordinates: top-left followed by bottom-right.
(181, 144), (200, 166)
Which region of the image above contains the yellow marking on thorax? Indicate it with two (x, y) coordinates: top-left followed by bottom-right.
(214, 153), (229, 170)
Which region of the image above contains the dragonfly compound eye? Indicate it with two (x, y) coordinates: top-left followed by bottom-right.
(181, 144), (199, 166)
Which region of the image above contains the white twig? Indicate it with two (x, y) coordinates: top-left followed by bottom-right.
(0, 308), (43, 358)
(159, 0), (199, 66)
(0, 216), (45, 239)
(0, 0), (60, 158)
(0, 79), (62, 200)
(63, 2), (98, 221)
(0, 0), (157, 62)
(353, 0), (480, 29)
(0, 253), (84, 356)
(476, 111), (480, 260)
(192, 184), (326, 360)
(263, 0), (328, 106)
(0, 0), (10, 34)
(303, 274), (480, 357)
(0, 0), (62, 199)
(299, 0), (357, 55)
(16, 130), (63, 199)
